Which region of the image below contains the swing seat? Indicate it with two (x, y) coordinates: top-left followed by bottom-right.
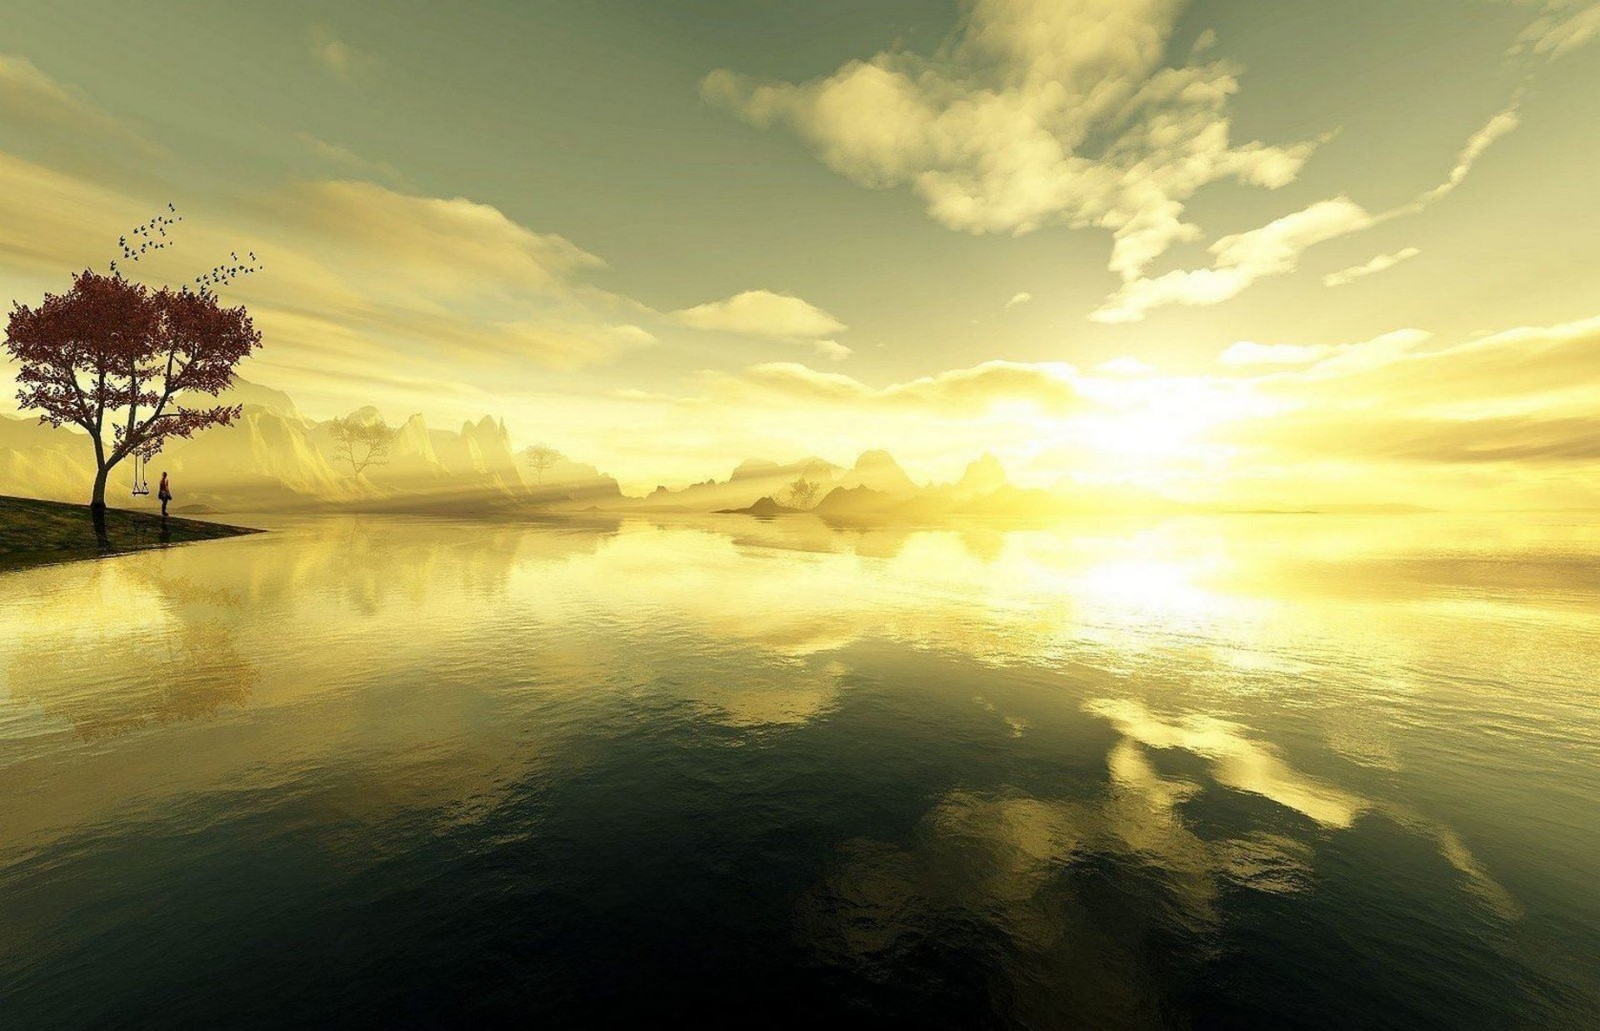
(132, 488), (150, 496)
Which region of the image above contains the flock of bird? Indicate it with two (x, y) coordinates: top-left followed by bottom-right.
(109, 202), (181, 274)
(195, 250), (263, 293)
(106, 202), (264, 295)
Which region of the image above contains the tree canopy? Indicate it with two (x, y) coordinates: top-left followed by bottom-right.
(5, 269), (261, 508)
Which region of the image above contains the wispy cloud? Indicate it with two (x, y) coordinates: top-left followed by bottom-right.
(310, 24), (376, 80)
(671, 289), (845, 338)
(1094, 98), (1523, 322)
(294, 132), (403, 184)
(1511, 1), (1600, 59)
(1324, 247), (1421, 288)
(813, 340), (853, 362)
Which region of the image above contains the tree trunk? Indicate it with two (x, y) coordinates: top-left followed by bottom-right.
(89, 464), (111, 547)
(90, 463), (110, 512)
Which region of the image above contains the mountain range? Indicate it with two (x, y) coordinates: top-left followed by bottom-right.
(0, 378), (1176, 520)
(0, 379), (620, 512)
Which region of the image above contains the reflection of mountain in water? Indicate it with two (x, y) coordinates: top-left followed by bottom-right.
(1, 511), (1589, 1027)
(9, 566), (257, 741)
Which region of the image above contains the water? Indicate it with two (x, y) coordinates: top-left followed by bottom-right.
(1, 512), (1596, 1029)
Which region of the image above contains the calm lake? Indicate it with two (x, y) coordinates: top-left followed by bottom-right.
(1, 513), (1596, 1029)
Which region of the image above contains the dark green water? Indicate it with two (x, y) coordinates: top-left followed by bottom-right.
(1, 514), (1596, 1028)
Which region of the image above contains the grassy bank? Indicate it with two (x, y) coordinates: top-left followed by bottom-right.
(0, 494), (261, 572)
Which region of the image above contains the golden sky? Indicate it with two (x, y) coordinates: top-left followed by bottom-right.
(1, 0), (1597, 506)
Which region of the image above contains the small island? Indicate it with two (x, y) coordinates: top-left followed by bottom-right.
(0, 494), (260, 572)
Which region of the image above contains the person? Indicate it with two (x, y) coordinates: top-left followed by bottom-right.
(158, 471), (172, 517)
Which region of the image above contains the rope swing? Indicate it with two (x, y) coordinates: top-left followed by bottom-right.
(131, 453), (151, 496)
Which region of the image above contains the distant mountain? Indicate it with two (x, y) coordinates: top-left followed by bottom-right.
(838, 449), (919, 497)
(625, 455), (844, 512)
(0, 378), (1198, 523)
(214, 380), (302, 419)
(815, 485), (900, 519)
(0, 415), (94, 503)
(950, 452), (1008, 498)
(0, 378), (625, 512)
(716, 496), (799, 517)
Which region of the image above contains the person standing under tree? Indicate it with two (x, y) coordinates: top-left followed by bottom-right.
(158, 471), (172, 518)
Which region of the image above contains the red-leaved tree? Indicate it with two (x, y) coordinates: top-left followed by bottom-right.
(5, 270), (261, 511)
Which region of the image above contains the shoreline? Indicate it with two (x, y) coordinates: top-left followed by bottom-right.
(0, 494), (263, 573)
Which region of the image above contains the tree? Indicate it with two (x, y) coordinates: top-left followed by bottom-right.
(784, 476), (821, 509)
(523, 443), (561, 483)
(5, 269), (261, 514)
(329, 415), (394, 477)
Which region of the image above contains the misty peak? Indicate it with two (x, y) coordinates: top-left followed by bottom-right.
(731, 458), (779, 479)
(957, 452), (1008, 494)
(346, 405), (385, 426)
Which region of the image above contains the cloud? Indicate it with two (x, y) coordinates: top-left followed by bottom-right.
(1412, 101), (1521, 208)
(1005, 291), (1033, 309)
(0, 53), (164, 173)
(1096, 356), (1154, 376)
(481, 320), (655, 368)
(295, 132), (403, 184)
(703, 4), (1551, 322)
(1309, 414), (1600, 465)
(1323, 247), (1421, 288)
(0, 149), (156, 288)
(0, 153), (648, 380)
(1093, 197), (1375, 321)
(703, 0), (1314, 287)
(671, 289), (846, 338)
(0, 52), (676, 436)
(274, 179), (607, 300)
(1097, 95), (1524, 320)
(1512, 1), (1600, 59)
(1215, 318), (1600, 476)
(716, 358), (1088, 416)
(310, 25), (375, 79)
(813, 339), (853, 362)
(1219, 341), (1343, 366)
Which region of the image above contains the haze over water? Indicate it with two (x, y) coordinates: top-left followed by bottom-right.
(1, 512), (1597, 1028)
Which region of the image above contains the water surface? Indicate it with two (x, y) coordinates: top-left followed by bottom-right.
(1, 513), (1596, 1028)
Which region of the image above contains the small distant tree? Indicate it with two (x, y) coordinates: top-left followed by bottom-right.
(784, 476), (821, 509)
(5, 268), (261, 513)
(329, 416), (393, 477)
(523, 443), (561, 483)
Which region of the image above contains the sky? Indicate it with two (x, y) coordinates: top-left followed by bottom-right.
(1, 0), (1598, 505)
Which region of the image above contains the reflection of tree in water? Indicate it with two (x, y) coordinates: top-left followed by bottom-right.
(9, 566), (257, 741)
(311, 517), (617, 617)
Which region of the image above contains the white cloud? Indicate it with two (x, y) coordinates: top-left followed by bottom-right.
(1096, 356), (1154, 376)
(1094, 197), (1375, 322)
(813, 339), (853, 362)
(279, 179), (607, 298)
(718, 358), (1088, 415)
(1413, 102), (1521, 208)
(1324, 247), (1421, 288)
(1096, 94), (1525, 321)
(1005, 291), (1033, 309)
(1218, 341), (1343, 366)
(703, 0), (1313, 290)
(705, 3), (1553, 322)
(1512, 1), (1600, 59)
(671, 289), (846, 338)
